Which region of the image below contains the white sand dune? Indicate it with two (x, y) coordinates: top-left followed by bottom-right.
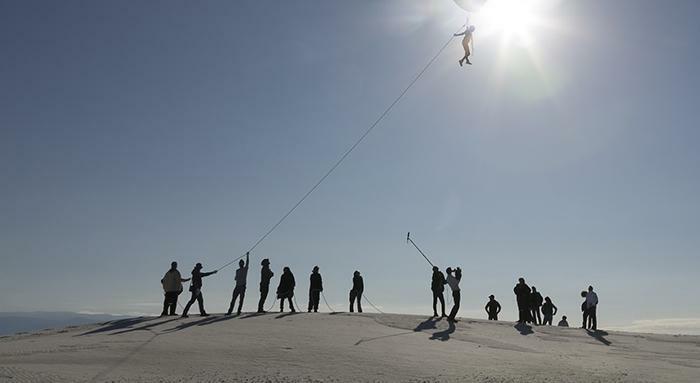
(1, 312), (698, 382)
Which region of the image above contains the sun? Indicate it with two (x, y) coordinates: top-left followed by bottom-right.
(475, 0), (546, 47)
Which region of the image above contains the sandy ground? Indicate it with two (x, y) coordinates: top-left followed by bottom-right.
(0, 312), (698, 382)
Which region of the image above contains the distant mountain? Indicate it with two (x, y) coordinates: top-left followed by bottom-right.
(0, 312), (130, 336)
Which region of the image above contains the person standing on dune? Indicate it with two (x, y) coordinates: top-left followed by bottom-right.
(431, 266), (447, 318)
(308, 266), (323, 313)
(585, 285), (599, 330)
(485, 294), (501, 320)
(514, 277), (532, 324)
(277, 267), (296, 312)
(257, 258), (274, 313)
(445, 267), (462, 322)
(530, 286), (543, 325)
(350, 270), (364, 313)
(161, 261), (190, 316)
(541, 296), (558, 326)
(181, 263), (217, 318)
(226, 252), (249, 316)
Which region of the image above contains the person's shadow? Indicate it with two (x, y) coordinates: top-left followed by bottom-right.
(430, 320), (456, 341)
(413, 318), (438, 332)
(514, 322), (534, 335)
(586, 329), (612, 346)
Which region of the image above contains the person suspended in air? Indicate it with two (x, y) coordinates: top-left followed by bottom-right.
(226, 252), (249, 316)
(485, 294), (501, 320)
(454, 25), (475, 66)
(349, 270), (364, 313)
(276, 267), (296, 313)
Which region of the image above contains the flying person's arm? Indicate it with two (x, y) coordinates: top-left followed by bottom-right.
(454, 31), (466, 36)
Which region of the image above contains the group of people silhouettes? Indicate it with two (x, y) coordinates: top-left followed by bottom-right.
(160, 254), (365, 318)
(161, 258), (600, 329)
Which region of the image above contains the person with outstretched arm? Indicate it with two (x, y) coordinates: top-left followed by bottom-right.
(349, 271), (364, 313)
(485, 294), (501, 320)
(161, 261), (190, 316)
(308, 266), (323, 313)
(445, 267), (462, 322)
(226, 252), (249, 316)
(454, 25), (475, 66)
(181, 263), (217, 318)
(257, 258), (274, 313)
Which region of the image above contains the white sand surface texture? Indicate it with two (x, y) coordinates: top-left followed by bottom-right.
(0, 312), (698, 382)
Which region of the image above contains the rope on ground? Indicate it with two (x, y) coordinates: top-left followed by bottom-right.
(362, 293), (385, 314)
(321, 291), (336, 313)
(215, 25), (463, 272)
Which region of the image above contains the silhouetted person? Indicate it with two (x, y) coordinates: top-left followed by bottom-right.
(257, 258), (274, 313)
(226, 252), (249, 316)
(445, 267), (462, 322)
(308, 266), (323, 313)
(181, 263), (217, 318)
(580, 291), (591, 329)
(557, 315), (569, 327)
(277, 267), (296, 312)
(431, 266), (447, 317)
(454, 25), (475, 66)
(541, 296), (558, 325)
(514, 277), (532, 323)
(530, 286), (543, 325)
(161, 261), (190, 316)
(485, 294), (501, 320)
(349, 271), (364, 313)
(586, 285), (599, 330)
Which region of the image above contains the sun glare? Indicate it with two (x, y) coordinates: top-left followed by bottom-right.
(477, 0), (545, 47)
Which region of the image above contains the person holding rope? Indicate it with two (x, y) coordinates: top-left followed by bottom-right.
(277, 267), (296, 312)
(454, 25), (475, 66)
(308, 266), (323, 313)
(445, 267), (462, 322)
(431, 266), (447, 318)
(349, 270), (364, 313)
(181, 263), (217, 318)
(226, 252), (249, 316)
(160, 261), (190, 317)
(257, 258), (274, 313)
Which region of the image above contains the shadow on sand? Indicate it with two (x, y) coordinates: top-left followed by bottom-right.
(239, 312), (274, 319)
(163, 316), (220, 333)
(354, 331), (415, 346)
(78, 317), (159, 336)
(275, 312), (299, 319)
(514, 322), (534, 335)
(430, 320), (456, 341)
(586, 329), (612, 346)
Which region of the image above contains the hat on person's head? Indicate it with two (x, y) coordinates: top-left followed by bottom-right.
(489, 294), (495, 299)
(261, 258), (270, 266)
(446, 267), (453, 274)
(313, 266), (319, 272)
(195, 263), (203, 269)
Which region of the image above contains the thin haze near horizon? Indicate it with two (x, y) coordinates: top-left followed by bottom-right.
(2, 0), (699, 334)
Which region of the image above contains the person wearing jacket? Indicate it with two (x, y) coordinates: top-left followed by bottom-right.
(585, 285), (599, 330)
(485, 294), (501, 320)
(226, 252), (249, 316)
(541, 296), (558, 325)
(581, 290), (589, 329)
(530, 286), (544, 325)
(160, 261), (190, 316)
(307, 266), (323, 313)
(181, 263), (217, 318)
(276, 267), (296, 312)
(257, 258), (274, 313)
(431, 266), (447, 318)
(513, 277), (532, 324)
(445, 267), (462, 322)
(349, 270), (364, 313)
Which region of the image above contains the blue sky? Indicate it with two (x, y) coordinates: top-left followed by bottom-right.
(1, 0), (699, 333)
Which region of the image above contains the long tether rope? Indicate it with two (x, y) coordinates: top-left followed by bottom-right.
(215, 25), (463, 272)
(362, 293), (385, 314)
